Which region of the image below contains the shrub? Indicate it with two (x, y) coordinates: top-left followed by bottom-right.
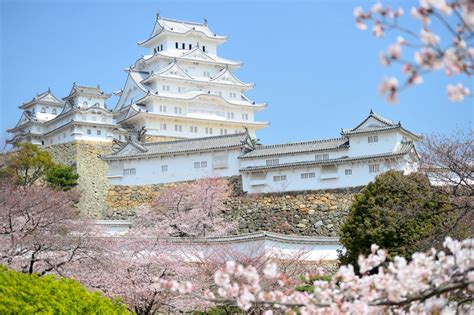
(46, 164), (79, 191)
(339, 171), (454, 268)
(0, 266), (130, 314)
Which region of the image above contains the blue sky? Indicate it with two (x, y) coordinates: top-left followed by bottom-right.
(1, 0), (472, 144)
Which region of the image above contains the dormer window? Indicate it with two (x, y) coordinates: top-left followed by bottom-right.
(368, 135), (379, 143)
(52, 109), (57, 114)
(40, 107), (46, 113)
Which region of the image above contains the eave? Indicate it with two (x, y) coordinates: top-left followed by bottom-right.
(136, 91), (267, 111)
(118, 111), (269, 129)
(240, 149), (413, 172)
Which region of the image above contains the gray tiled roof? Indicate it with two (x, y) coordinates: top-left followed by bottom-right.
(240, 138), (349, 159)
(64, 83), (111, 99)
(101, 132), (250, 160)
(341, 111), (422, 140)
(240, 142), (415, 172)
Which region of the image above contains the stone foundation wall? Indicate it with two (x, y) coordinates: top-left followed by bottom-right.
(46, 141), (113, 217)
(105, 176), (361, 236)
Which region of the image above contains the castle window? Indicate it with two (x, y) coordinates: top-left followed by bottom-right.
(345, 169), (352, 175)
(182, 43), (186, 49)
(266, 159), (279, 166)
(242, 113), (248, 121)
(52, 109), (57, 114)
(40, 107), (46, 113)
(159, 105), (167, 112)
(220, 129), (227, 135)
(227, 112), (234, 120)
(273, 175), (287, 182)
(162, 165), (168, 172)
(203, 71), (210, 77)
(189, 43), (192, 50)
(87, 129), (91, 135)
(83, 101), (88, 107)
(160, 123), (167, 131)
(205, 127), (213, 134)
(123, 168), (136, 176)
(175, 125), (182, 132)
(301, 172), (315, 179)
(229, 92), (236, 98)
(194, 162), (200, 169)
(97, 130), (101, 135)
(160, 44), (163, 51)
(202, 46), (206, 52)
(369, 164), (380, 173)
(175, 42), (179, 49)
(201, 161), (207, 168)
(190, 126), (197, 133)
(315, 154), (329, 161)
(174, 107), (182, 114)
(368, 135), (379, 143)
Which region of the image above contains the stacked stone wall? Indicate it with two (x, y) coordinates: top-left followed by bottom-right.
(46, 141), (113, 217)
(105, 177), (361, 236)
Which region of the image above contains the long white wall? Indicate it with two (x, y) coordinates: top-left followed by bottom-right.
(107, 148), (242, 186)
(241, 158), (407, 193)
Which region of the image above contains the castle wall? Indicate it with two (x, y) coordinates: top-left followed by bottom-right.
(46, 141), (113, 217)
(105, 176), (360, 236)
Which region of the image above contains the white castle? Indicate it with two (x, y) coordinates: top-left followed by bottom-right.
(7, 15), (421, 194)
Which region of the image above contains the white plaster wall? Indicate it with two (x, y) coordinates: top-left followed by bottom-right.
(107, 149), (242, 186)
(346, 131), (401, 156)
(242, 158), (407, 193)
(239, 149), (351, 169)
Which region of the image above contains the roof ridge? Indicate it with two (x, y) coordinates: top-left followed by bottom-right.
(255, 137), (346, 150)
(160, 17), (206, 27)
(370, 111), (396, 126)
(143, 132), (247, 147)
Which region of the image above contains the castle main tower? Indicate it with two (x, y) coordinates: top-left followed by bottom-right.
(114, 14), (268, 140)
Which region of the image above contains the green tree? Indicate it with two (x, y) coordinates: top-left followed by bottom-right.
(46, 164), (80, 191)
(339, 171), (454, 269)
(5, 143), (54, 186)
(0, 266), (130, 314)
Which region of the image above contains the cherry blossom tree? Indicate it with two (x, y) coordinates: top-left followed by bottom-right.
(419, 129), (474, 240)
(134, 177), (236, 237)
(353, 0), (473, 103)
(201, 237), (474, 314)
(0, 178), (99, 276)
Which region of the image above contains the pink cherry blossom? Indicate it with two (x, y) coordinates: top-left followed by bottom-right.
(447, 83), (470, 102)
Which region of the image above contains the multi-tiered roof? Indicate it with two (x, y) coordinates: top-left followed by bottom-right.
(114, 15), (268, 139)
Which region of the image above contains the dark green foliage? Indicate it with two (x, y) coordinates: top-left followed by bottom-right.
(339, 171), (454, 268)
(46, 164), (80, 191)
(295, 274), (332, 293)
(0, 266), (130, 314)
(194, 306), (245, 314)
